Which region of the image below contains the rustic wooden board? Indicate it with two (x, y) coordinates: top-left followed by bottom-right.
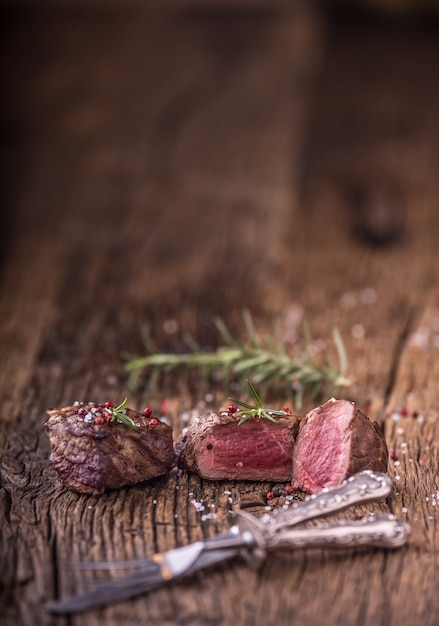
(1, 7), (438, 626)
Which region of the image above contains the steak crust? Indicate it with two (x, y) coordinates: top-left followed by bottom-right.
(176, 410), (300, 481)
(45, 403), (175, 495)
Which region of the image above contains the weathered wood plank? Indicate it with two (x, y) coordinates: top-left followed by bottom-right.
(1, 8), (438, 626)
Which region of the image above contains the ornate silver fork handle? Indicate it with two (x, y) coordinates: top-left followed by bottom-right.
(267, 514), (410, 550)
(250, 470), (392, 534)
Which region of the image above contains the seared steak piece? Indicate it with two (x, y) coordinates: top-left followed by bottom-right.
(45, 402), (175, 495)
(176, 410), (300, 481)
(292, 398), (388, 493)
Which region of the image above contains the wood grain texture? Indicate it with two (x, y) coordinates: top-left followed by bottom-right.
(1, 7), (438, 626)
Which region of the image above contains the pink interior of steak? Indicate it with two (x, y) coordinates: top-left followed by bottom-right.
(292, 400), (353, 493)
(196, 420), (294, 481)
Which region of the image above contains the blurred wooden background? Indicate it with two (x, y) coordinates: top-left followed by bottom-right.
(1, 2), (438, 625)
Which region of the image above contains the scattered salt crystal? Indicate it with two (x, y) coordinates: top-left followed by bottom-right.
(163, 319), (178, 334)
(394, 476), (401, 481)
(351, 323), (365, 340)
(402, 507), (408, 513)
(235, 462), (244, 468)
(392, 411), (401, 421)
(340, 292), (357, 310)
(417, 414), (425, 423)
(228, 497), (233, 504)
(223, 490), (232, 495)
(174, 514), (178, 518)
(73, 401), (80, 407)
(360, 288), (377, 305)
(91, 408), (97, 414)
(396, 428), (404, 435)
(400, 442), (408, 448)
(409, 327), (430, 349)
(201, 513), (217, 521)
(394, 461), (400, 467)
(264, 506), (272, 511)
(426, 497), (429, 502)
(175, 485), (180, 490)
(153, 500), (157, 505)
(190, 500), (205, 512)
(188, 492), (194, 496)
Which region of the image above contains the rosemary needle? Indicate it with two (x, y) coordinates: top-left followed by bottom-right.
(123, 312), (350, 409)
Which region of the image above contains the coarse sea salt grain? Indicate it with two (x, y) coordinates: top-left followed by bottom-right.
(394, 475), (401, 481)
(402, 507), (408, 513)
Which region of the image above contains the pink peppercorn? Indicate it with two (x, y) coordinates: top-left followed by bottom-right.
(95, 416), (105, 425)
(149, 418), (159, 428)
(143, 407), (153, 417)
(78, 408), (87, 417)
(285, 485), (294, 494)
(104, 401), (114, 408)
(228, 404), (238, 413)
(266, 491), (274, 500)
(283, 407), (292, 415)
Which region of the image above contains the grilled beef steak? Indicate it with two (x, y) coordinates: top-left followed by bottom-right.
(176, 410), (300, 481)
(45, 402), (175, 495)
(292, 398), (388, 493)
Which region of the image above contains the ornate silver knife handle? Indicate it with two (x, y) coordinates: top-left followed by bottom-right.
(266, 514), (410, 550)
(255, 470), (392, 533)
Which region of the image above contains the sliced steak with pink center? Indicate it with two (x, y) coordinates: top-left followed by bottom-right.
(292, 398), (388, 493)
(177, 411), (300, 481)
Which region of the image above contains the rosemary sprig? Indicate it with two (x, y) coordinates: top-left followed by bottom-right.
(108, 398), (139, 432)
(229, 380), (290, 425)
(123, 311), (350, 409)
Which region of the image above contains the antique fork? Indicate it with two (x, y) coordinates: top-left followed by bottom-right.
(45, 470), (410, 614)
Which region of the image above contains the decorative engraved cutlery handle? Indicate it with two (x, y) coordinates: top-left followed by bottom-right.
(267, 515), (410, 550)
(260, 471), (392, 533)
